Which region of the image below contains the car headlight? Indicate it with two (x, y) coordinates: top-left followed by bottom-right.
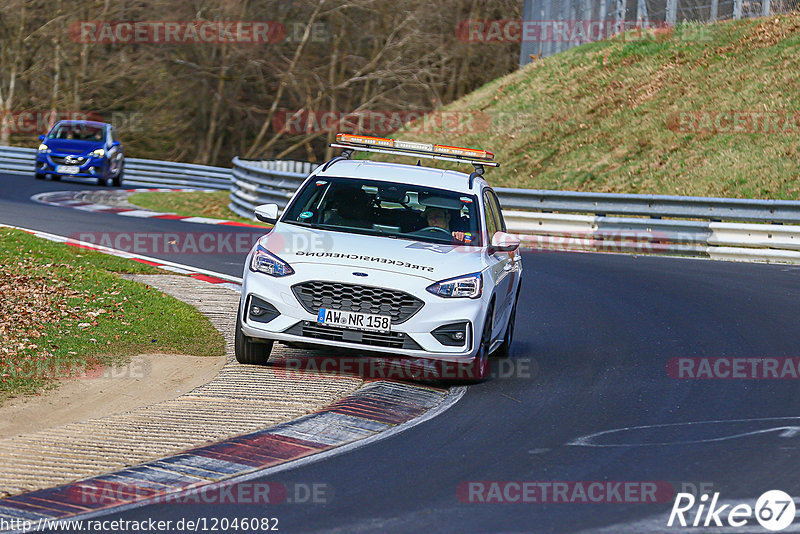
(249, 245), (294, 277)
(426, 272), (482, 299)
(90, 148), (105, 157)
(38, 144), (50, 153)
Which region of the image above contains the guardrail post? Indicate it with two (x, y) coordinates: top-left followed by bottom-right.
(733, 0), (743, 19)
(762, 0), (771, 16)
(559, 0), (571, 54)
(583, 0), (593, 41)
(636, 0), (649, 26)
(615, 0), (626, 34)
(666, 0), (677, 26)
(542, 0), (553, 57)
(598, 0), (608, 39)
(710, 0), (719, 20)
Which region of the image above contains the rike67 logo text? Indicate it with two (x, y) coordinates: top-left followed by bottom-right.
(668, 490), (795, 531)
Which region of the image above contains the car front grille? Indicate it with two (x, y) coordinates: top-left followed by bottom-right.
(51, 156), (87, 165)
(291, 281), (424, 324)
(285, 321), (422, 350)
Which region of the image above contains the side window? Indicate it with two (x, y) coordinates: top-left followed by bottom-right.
(482, 191), (498, 238)
(487, 190), (506, 232)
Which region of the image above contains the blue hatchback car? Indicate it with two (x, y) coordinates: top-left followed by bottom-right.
(35, 120), (124, 186)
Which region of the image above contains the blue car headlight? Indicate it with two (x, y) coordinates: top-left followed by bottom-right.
(249, 245), (294, 277)
(426, 272), (482, 299)
(89, 148), (105, 158)
(38, 143), (50, 153)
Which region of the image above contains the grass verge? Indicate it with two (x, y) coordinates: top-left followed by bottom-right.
(0, 227), (225, 404)
(128, 190), (270, 227)
(374, 14), (800, 199)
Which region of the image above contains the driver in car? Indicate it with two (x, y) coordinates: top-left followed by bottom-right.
(424, 206), (466, 243)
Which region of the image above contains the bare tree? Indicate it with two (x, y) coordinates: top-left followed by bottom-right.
(0, 0), (521, 163)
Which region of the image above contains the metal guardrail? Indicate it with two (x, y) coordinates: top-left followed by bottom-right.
(229, 157), (800, 225)
(495, 188), (800, 262)
(123, 157), (231, 190)
(501, 210), (800, 262)
(230, 157), (800, 264)
(0, 146), (38, 175)
(0, 145), (231, 190)
(229, 157), (318, 219)
(3, 145), (800, 264)
(495, 188), (800, 224)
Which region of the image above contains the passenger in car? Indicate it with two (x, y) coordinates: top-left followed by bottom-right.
(322, 187), (373, 228)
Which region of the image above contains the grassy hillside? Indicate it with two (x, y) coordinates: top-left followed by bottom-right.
(388, 15), (800, 199)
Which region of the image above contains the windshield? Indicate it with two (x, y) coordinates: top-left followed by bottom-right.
(47, 123), (105, 142)
(283, 176), (482, 246)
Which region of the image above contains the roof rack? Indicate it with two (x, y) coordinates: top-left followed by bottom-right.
(326, 133), (499, 180)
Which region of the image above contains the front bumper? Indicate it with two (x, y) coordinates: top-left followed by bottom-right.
(240, 262), (490, 364)
(35, 152), (110, 178)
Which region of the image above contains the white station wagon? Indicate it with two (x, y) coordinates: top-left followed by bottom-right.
(236, 134), (523, 379)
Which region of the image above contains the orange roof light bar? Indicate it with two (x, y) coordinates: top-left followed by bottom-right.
(433, 144), (494, 161)
(336, 133), (394, 148)
(335, 133), (494, 162)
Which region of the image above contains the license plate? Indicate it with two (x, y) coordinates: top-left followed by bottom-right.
(56, 165), (80, 174)
(317, 308), (391, 333)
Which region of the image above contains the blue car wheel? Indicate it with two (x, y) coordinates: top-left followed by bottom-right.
(112, 162), (124, 187)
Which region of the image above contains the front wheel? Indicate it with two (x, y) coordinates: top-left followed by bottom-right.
(112, 164), (124, 187)
(234, 308), (273, 365)
(458, 305), (493, 382)
(495, 293), (519, 359)
(35, 173), (45, 180)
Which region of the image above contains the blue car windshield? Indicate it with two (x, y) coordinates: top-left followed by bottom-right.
(47, 124), (104, 142)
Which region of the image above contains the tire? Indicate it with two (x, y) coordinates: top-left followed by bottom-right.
(35, 173), (45, 180)
(234, 308), (273, 365)
(495, 290), (520, 359)
(459, 304), (493, 382)
(97, 175), (107, 186)
(112, 163), (124, 187)
(51, 174), (60, 181)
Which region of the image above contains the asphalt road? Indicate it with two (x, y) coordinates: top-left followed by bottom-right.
(4, 173), (800, 533)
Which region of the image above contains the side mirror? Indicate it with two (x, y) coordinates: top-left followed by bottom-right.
(254, 203), (279, 224)
(489, 231), (520, 254)
(38, 134), (46, 141)
(111, 141), (121, 147)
